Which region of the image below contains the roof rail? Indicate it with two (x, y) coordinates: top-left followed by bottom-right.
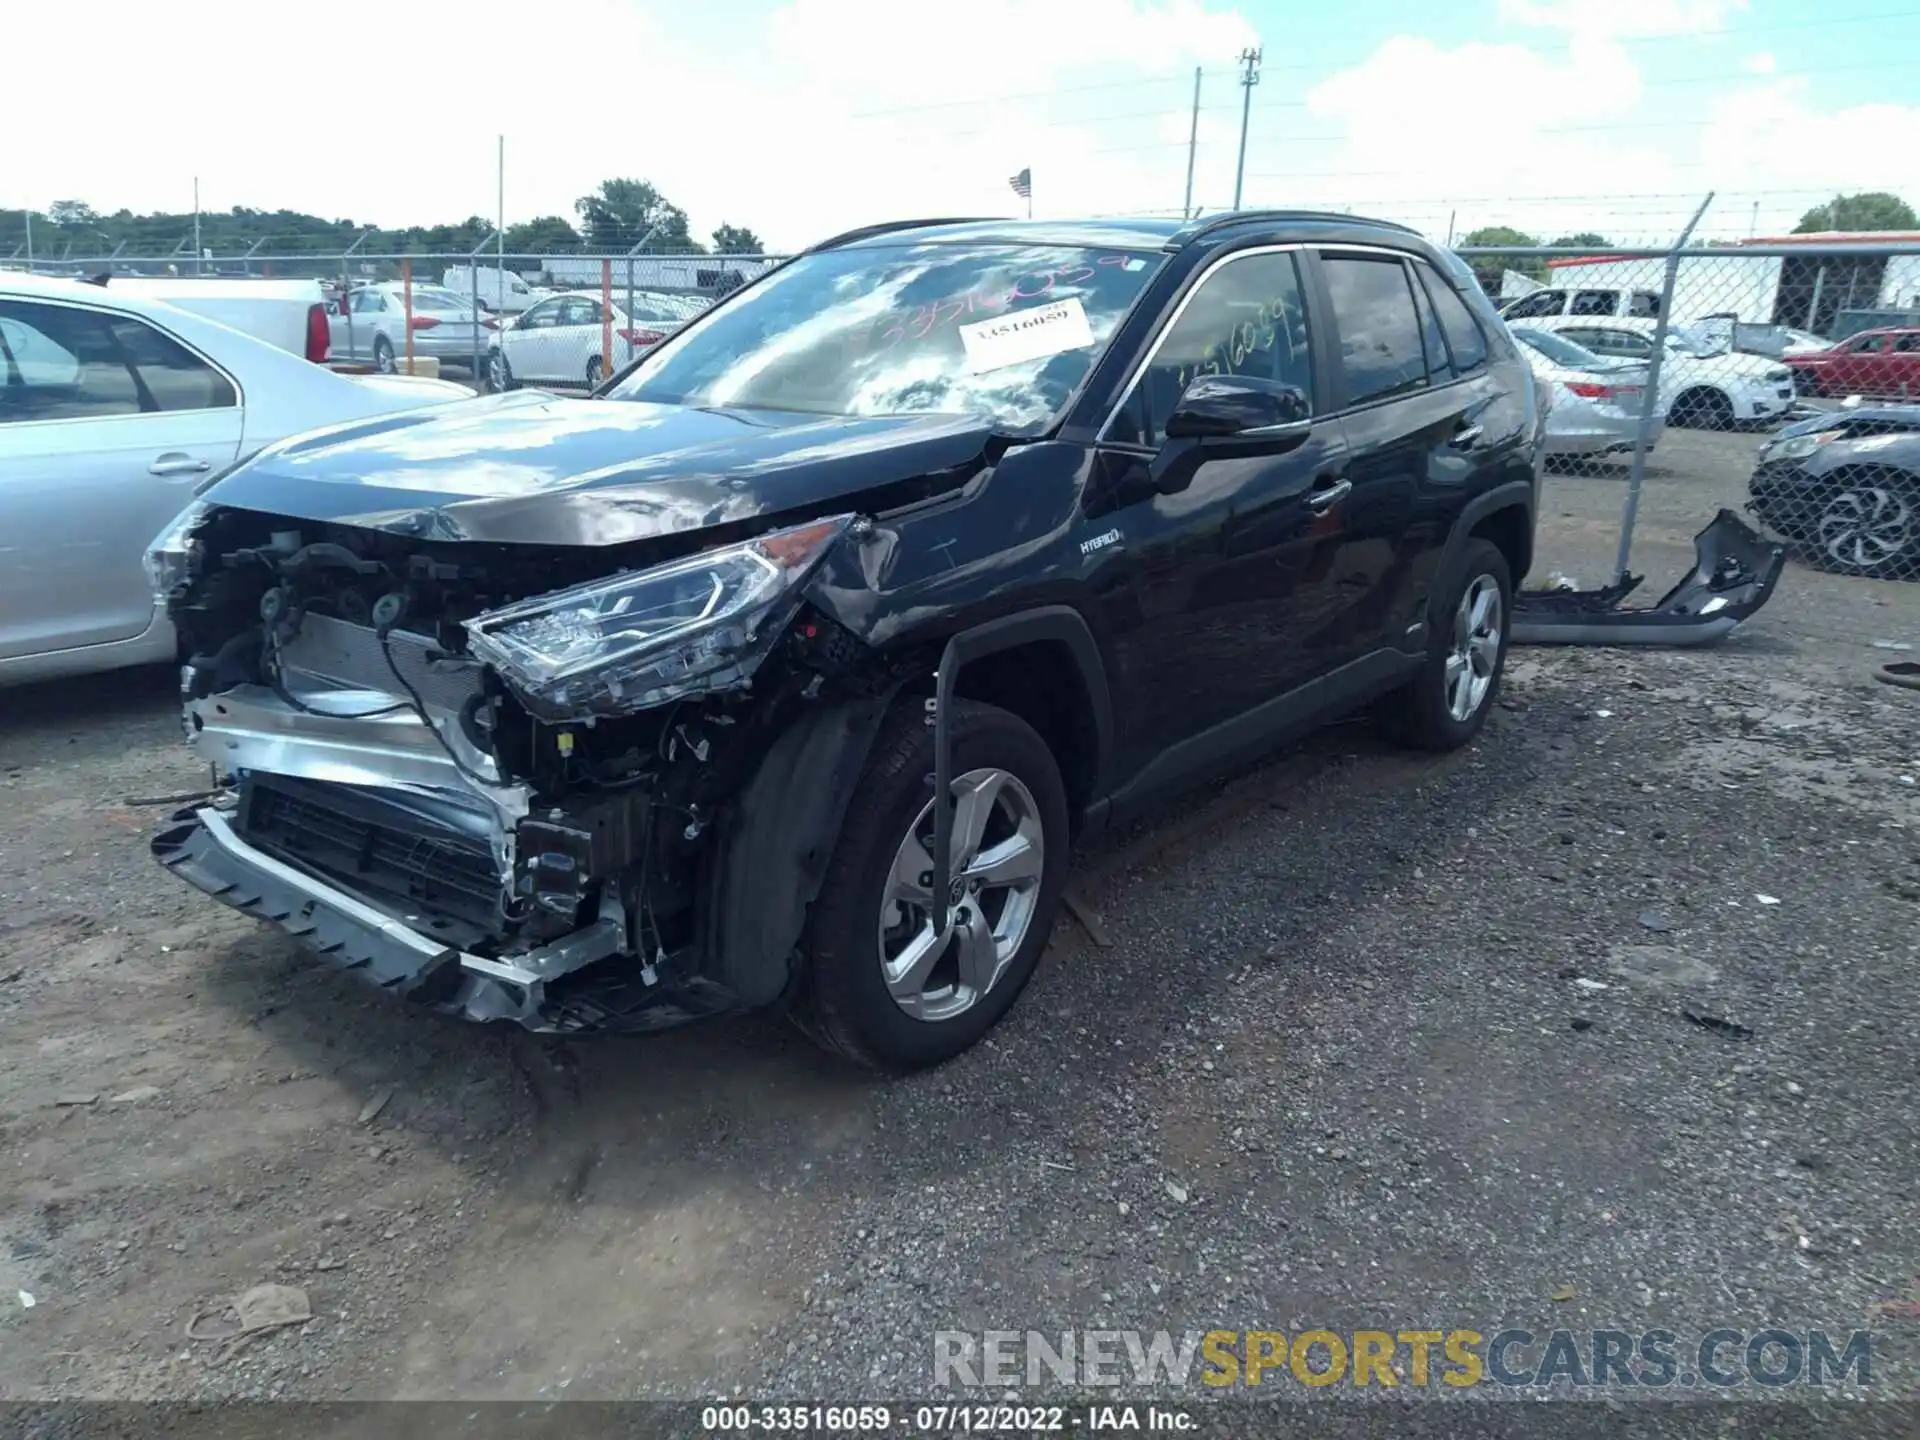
(806, 217), (1010, 253)
(1169, 209), (1423, 248)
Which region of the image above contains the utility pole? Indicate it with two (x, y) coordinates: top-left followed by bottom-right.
(1232, 46), (1261, 212)
(193, 177), (202, 275)
(497, 135), (506, 296)
(1182, 67), (1202, 219)
(23, 209), (32, 270)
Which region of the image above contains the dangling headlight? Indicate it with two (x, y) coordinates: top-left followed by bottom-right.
(143, 500), (213, 605)
(465, 514), (853, 718)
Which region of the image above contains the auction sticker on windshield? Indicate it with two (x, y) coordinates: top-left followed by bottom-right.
(959, 297), (1095, 373)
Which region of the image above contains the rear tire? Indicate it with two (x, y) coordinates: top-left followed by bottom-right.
(585, 355), (604, 389)
(1377, 538), (1512, 752)
(798, 700), (1069, 1072)
(1673, 386), (1733, 429)
(373, 336), (396, 374)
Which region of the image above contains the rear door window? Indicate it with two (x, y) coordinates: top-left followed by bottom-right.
(1320, 253), (1428, 406)
(1419, 267), (1489, 375)
(1628, 291), (1662, 318)
(1571, 289), (1619, 316)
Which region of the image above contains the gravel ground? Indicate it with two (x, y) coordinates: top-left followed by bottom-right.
(2, 427), (1918, 1413)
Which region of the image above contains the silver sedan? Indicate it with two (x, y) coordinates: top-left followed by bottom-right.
(1511, 324), (1663, 460)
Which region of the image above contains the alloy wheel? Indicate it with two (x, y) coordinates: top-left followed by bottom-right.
(877, 767), (1045, 1023)
(1445, 574), (1503, 722)
(1819, 485), (1913, 571)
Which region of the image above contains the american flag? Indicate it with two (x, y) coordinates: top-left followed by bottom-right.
(1008, 168), (1032, 199)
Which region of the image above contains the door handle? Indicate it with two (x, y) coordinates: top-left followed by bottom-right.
(150, 454), (212, 477)
(1304, 475), (1352, 511)
(1449, 423), (1485, 450)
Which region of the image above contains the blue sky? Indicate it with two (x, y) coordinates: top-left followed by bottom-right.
(10, 0), (1920, 249)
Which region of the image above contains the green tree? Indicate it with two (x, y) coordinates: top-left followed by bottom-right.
(711, 223), (764, 254)
(1793, 192), (1918, 234)
(573, 179), (701, 251)
(503, 215), (583, 251)
(47, 200), (100, 229)
(1549, 232), (1610, 248)
(1458, 225), (1544, 284)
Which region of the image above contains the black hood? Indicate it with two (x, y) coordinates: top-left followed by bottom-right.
(203, 392), (997, 545)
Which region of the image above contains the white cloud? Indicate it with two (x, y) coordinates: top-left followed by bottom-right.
(1282, 6), (1918, 245)
(2, 0), (1255, 254)
(1498, 0), (1747, 40)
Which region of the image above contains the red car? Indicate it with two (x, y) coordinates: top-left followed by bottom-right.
(1786, 327), (1920, 399)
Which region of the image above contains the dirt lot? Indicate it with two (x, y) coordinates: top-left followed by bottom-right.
(3, 426), (1918, 1408)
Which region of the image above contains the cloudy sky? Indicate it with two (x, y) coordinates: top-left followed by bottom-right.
(8, 0), (1918, 250)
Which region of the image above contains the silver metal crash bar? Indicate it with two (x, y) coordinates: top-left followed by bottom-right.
(192, 805), (624, 989)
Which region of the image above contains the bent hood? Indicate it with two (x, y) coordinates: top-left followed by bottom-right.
(203, 392), (997, 545)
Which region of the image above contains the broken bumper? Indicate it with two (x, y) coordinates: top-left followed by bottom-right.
(1512, 508), (1786, 647)
(151, 804), (730, 1032)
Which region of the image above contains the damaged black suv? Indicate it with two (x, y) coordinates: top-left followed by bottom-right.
(148, 213), (1541, 1069)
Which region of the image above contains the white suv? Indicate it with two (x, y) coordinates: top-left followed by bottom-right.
(1520, 316), (1797, 429)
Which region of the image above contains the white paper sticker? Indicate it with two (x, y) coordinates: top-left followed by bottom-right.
(959, 297), (1095, 373)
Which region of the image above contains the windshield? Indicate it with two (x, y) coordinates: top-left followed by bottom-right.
(606, 241), (1163, 432)
(1513, 327), (1610, 369)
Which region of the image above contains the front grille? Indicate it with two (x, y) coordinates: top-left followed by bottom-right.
(241, 775), (502, 934)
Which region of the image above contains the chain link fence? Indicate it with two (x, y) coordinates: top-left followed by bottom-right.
(6, 244), (789, 391)
(1462, 236), (1920, 583)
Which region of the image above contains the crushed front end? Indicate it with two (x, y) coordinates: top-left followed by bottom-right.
(148, 502), (892, 1032)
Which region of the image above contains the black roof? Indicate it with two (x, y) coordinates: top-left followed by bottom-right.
(811, 211), (1423, 255)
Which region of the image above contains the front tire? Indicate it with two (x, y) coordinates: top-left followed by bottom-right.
(1810, 471), (1919, 578)
(799, 700), (1069, 1071)
(1378, 538), (1512, 751)
(1672, 386), (1733, 429)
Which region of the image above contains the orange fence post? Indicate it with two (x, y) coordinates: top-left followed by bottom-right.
(601, 258), (614, 383)
(402, 257), (414, 374)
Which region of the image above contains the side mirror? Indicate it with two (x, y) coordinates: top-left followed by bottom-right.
(1164, 374), (1311, 440)
(1150, 376), (1313, 495)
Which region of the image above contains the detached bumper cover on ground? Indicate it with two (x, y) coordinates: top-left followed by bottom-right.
(1512, 509), (1785, 646)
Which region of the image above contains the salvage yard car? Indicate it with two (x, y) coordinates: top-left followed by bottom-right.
(148, 213), (1541, 1069)
(0, 272), (471, 686)
(1748, 402), (1920, 577)
(1523, 316), (1798, 429)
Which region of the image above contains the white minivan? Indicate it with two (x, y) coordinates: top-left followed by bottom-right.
(1500, 285), (1664, 322)
(440, 265), (547, 315)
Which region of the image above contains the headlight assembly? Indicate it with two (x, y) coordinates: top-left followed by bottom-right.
(465, 514), (853, 717)
(1760, 430), (1838, 464)
(143, 500), (213, 604)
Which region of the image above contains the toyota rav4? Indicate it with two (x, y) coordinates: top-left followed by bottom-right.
(149, 212), (1542, 1070)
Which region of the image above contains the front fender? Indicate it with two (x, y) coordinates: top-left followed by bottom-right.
(700, 693), (894, 1007)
